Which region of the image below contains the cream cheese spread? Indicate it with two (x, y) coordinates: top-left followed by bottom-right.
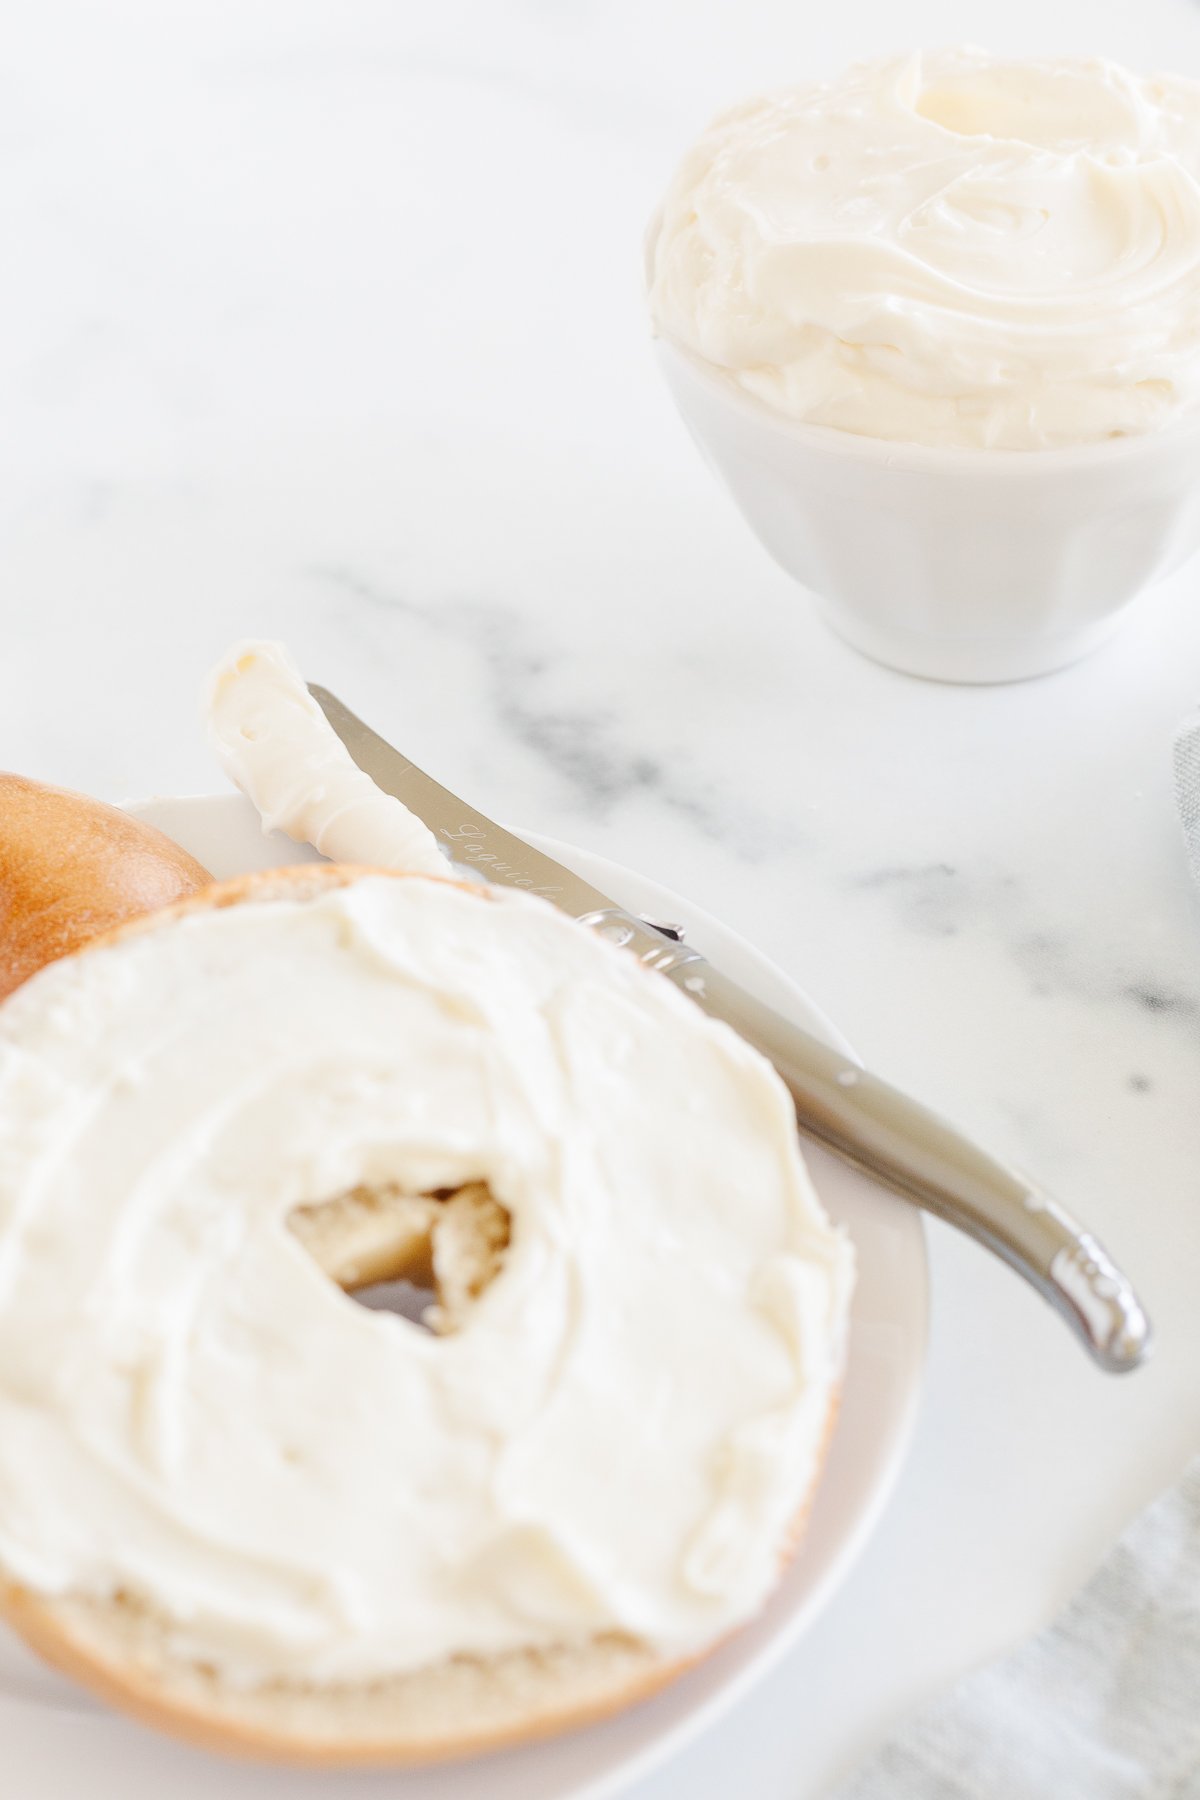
(0, 876), (853, 1681)
(650, 50), (1200, 449)
(205, 640), (448, 876)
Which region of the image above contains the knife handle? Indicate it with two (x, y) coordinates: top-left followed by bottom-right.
(674, 960), (1152, 1374)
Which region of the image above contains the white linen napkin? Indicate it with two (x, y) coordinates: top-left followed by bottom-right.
(828, 1456), (1200, 1799)
(1175, 709), (1200, 883)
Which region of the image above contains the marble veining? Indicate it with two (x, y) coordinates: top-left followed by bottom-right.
(312, 563), (808, 859)
(845, 855), (1200, 1043)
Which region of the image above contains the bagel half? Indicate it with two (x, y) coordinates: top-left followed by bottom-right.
(0, 866), (843, 1765)
(0, 773), (211, 1001)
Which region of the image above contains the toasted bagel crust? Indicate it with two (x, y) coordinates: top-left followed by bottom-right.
(0, 774), (212, 1000)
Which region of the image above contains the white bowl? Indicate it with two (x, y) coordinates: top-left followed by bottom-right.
(653, 333), (1200, 684)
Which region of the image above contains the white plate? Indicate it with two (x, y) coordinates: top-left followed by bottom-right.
(0, 796), (928, 1800)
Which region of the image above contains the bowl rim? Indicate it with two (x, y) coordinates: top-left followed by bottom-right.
(652, 331), (1200, 476)
(643, 209), (1200, 477)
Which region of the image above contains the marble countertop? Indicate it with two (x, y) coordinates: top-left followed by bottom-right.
(5, 2), (1200, 1794)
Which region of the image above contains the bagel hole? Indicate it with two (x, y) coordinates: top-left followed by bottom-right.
(287, 1182), (510, 1334)
(353, 1276), (439, 1327)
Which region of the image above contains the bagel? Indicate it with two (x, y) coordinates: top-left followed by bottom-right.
(0, 773), (211, 1000)
(0, 864), (853, 1763)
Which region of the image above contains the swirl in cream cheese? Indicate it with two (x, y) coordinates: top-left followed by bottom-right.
(0, 877), (853, 1681)
(650, 50), (1200, 449)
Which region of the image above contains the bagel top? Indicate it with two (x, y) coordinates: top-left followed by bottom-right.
(0, 864), (853, 1701)
(0, 773), (211, 1000)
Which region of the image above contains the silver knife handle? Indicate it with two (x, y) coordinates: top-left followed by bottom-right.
(646, 950), (1151, 1373)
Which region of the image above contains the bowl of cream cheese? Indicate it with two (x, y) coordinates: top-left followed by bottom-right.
(647, 48), (1200, 682)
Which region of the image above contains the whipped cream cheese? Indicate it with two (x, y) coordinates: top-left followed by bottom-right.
(206, 641), (447, 876)
(650, 50), (1200, 449)
(0, 877), (853, 1682)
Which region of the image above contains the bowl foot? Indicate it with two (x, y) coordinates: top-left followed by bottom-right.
(815, 601), (1129, 685)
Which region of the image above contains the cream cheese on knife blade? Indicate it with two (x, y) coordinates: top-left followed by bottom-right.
(205, 640), (448, 876)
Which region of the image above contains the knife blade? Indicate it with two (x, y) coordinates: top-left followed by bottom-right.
(308, 685), (615, 917)
(309, 682), (1152, 1374)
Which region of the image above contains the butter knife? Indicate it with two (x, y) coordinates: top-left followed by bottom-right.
(308, 683), (1152, 1374)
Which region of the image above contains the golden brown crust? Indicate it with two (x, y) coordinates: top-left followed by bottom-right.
(71, 861), (471, 948)
(0, 1583), (678, 1766)
(0, 864), (844, 1764)
(0, 773), (212, 1001)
